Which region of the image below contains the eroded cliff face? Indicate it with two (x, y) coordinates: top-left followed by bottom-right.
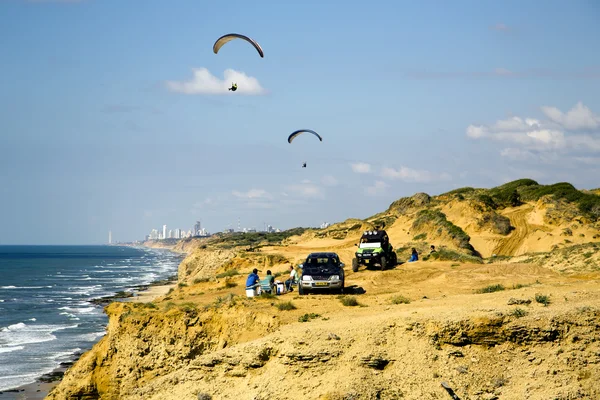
(47, 299), (280, 400)
(48, 285), (600, 400)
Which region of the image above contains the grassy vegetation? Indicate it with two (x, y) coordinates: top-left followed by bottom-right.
(298, 313), (321, 322)
(509, 308), (528, 318)
(178, 283), (188, 288)
(339, 296), (360, 307)
(223, 281), (237, 289)
(478, 212), (513, 235)
(476, 284), (505, 294)
(211, 227), (308, 249)
(487, 180), (600, 220)
(440, 187), (476, 197)
(535, 293), (551, 306)
(429, 248), (484, 264)
(390, 295), (411, 304)
(277, 301), (297, 311)
(193, 277), (211, 284)
(413, 233), (427, 241)
(412, 209), (476, 253)
(215, 270), (240, 279)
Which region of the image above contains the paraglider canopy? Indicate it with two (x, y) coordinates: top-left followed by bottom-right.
(213, 33), (264, 58)
(288, 129), (323, 144)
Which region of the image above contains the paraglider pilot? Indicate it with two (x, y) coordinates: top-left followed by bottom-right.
(302, 162), (307, 168)
(229, 83), (237, 91)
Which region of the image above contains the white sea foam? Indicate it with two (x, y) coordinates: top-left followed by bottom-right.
(79, 331), (106, 341)
(1, 286), (45, 289)
(58, 306), (96, 314)
(0, 345), (24, 354)
(0, 323), (76, 348)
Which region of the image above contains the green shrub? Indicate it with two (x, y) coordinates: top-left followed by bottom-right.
(216, 270), (240, 279)
(178, 283), (188, 288)
(476, 284), (505, 294)
(475, 194), (498, 210)
(412, 209), (475, 253)
(478, 212), (513, 235)
(298, 313), (320, 322)
(440, 187), (476, 197)
(193, 277), (211, 284)
(277, 301), (297, 311)
(390, 295), (410, 304)
(413, 233), (427, 241)
(429, 249), (483, 264)
(535, 293), (551, 306)
(339, 296), (360, 307)
(224, 281), (237, 288)
(509, 308), (528, 318)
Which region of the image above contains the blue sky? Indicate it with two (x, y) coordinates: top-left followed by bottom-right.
(1, 0), (599, 244)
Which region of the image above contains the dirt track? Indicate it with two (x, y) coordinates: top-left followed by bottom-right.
(493, 206), (532, 256)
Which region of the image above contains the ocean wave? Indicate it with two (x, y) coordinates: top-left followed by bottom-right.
(58, 306), (96, 314)
(78, 331), (106, 341)
(0, 372), (43, 392)
(1, 286), (46, 289)
(51, 348), (82, 360)
(0, 323), (77, 348)
(0, 345), (24, 354)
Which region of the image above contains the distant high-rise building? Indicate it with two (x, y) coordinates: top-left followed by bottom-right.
(162, 225), (167, 240)
(194, 221), (202, 236)
(168, 229), (172, 239)
(108, 230), (112, 244)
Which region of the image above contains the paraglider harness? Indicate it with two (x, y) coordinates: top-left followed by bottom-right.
(229, 83), (238, 91)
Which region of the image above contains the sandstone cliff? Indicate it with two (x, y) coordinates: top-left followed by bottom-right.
(47, 179), (600, 399)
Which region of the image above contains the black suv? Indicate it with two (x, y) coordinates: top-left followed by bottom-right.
(352, 230), (397, 271)
(298, 252), (345, 295)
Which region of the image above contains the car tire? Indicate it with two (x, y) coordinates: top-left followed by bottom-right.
(381, 256), (387, 271)
(352, 258), (359, 272)
(299, 284), (306, 295)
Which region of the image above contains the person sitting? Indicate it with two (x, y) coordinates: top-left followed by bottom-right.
(245, 268), (260, 291)
(408, 248), (419, 262)
(259, 270), (275, 294)
(430, 245), (436, 254)
(285, 265), (298, 292)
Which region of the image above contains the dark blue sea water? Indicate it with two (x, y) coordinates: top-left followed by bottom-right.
(0, 245), (183, 392)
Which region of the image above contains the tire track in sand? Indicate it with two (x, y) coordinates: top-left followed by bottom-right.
(492, 206), (533, 256)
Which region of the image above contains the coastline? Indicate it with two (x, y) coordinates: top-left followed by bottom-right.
(0, 275), (179, 399)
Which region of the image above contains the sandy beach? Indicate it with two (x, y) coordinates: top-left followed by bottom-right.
(123, 283), (176, 303)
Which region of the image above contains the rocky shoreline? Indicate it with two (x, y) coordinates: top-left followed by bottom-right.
(0, 274), (179, 399)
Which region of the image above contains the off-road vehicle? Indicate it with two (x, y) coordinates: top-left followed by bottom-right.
(352, 230), (397, 271)
(298, 252), (345, 295)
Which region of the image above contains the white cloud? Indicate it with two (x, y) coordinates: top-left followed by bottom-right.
(166, 68), (266, 95)
(351, 162), (372, 173)
(381, 166), (451, 183)
(321, 175), (338, 186)
(286, 182), (324, 198)
(232, 189), (271, 199)
(467, 102), (600, 154)
(366, 181), (389, 196)
(541, 102), (600, 130)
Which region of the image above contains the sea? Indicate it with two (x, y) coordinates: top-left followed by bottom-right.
(0, 245), (184, 392)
